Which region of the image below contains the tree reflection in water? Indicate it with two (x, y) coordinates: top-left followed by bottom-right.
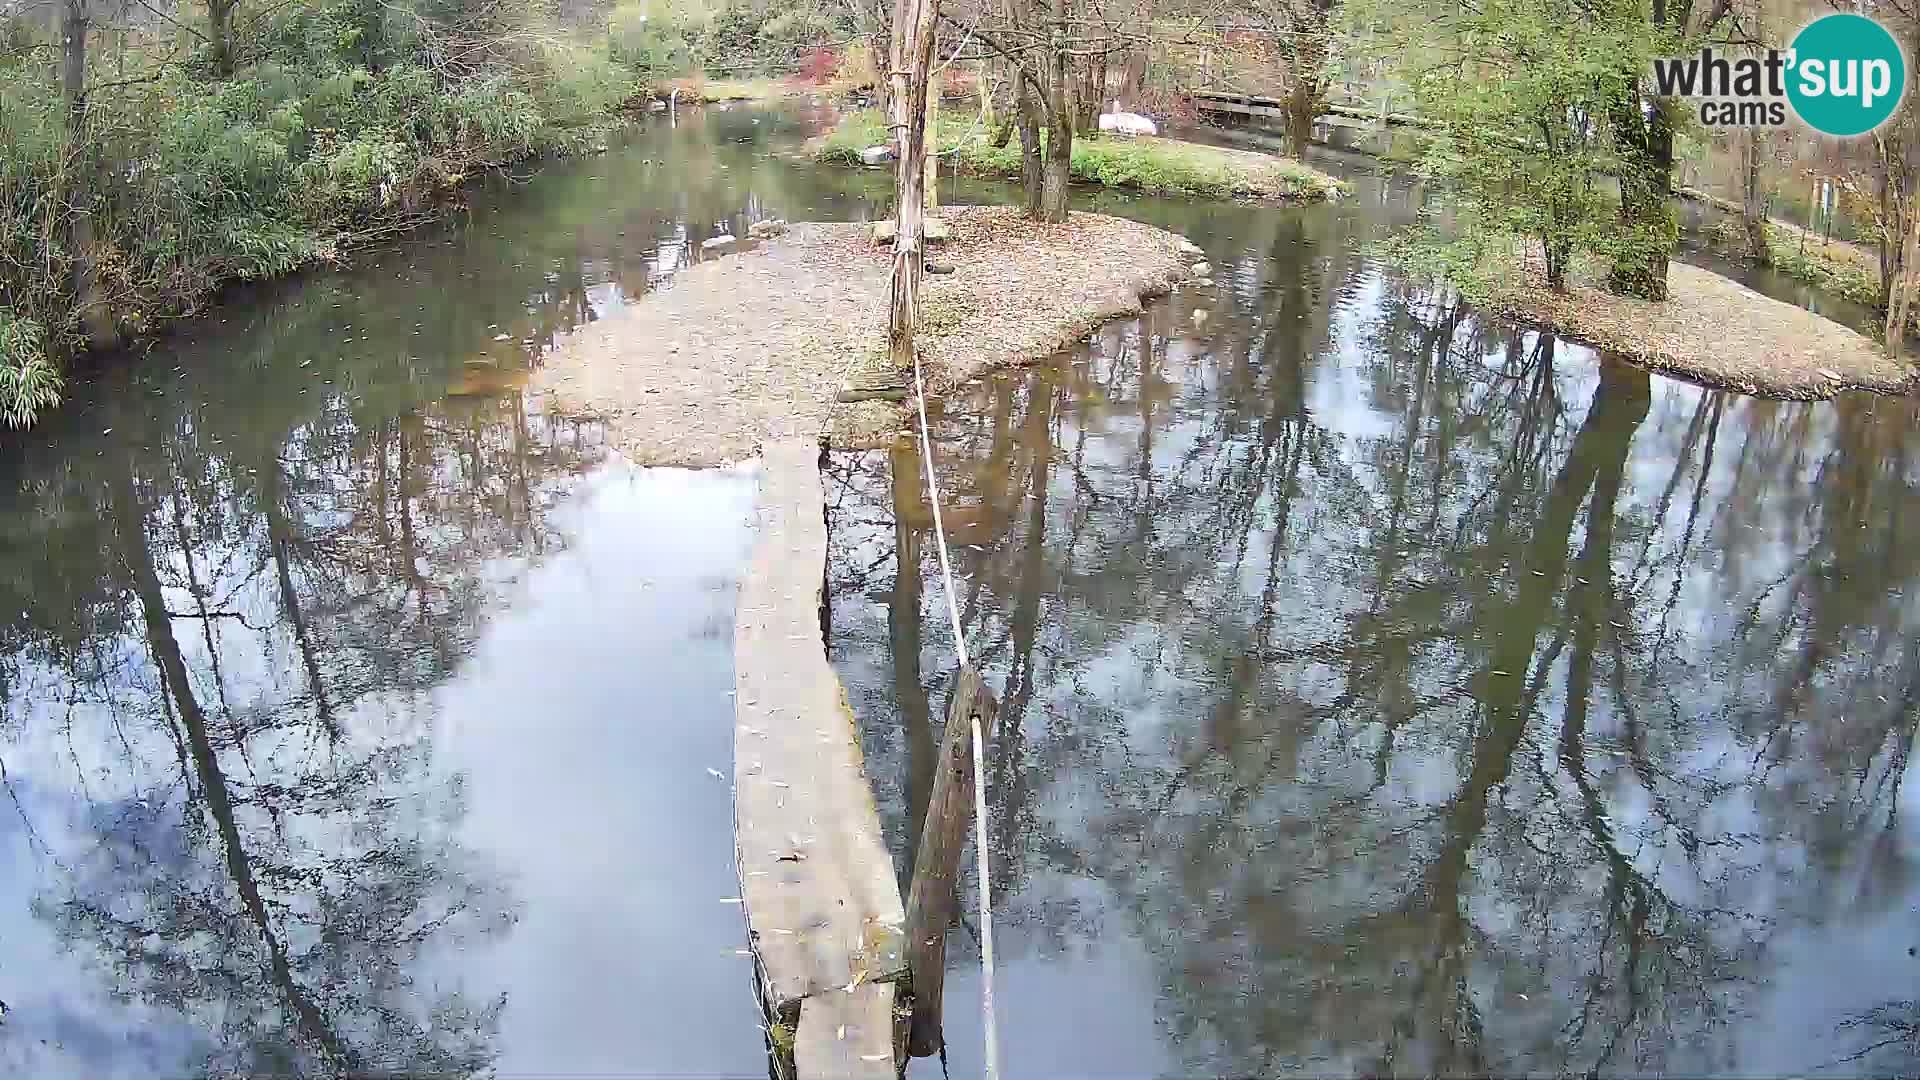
(2, 385), (602, 1077)
(827, 206), (1919, 1077)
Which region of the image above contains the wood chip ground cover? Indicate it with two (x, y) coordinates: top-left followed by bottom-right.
(529, 206), (1191, 465)
(1488, 255), (1917, 399)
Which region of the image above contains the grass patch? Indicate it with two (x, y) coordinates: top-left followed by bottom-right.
(1698, 216), (1884, 310)
(1764, 226), (1882, 308)
(665, 76), (797, 102)
(813, 107), (892, 165)
(814, 109), (1345, 201)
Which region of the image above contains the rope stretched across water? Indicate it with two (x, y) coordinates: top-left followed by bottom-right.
(910, 352), (1000, 1080)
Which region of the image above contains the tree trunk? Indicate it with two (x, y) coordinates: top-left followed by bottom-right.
(1543, 234), (1571, 291)
(1284, 25), (1327, 156)
(1015, 76), (1043, 217)
(62, 0), (118, 351)
(1875, 131), (1917, 313)
(1740, 130), (1770, 265)
(1607, 94), (1676, 301)
(871, 33), (894, 117)
(208, 0), (234, 76)
(976, 58), (994, 130)
(1118, 49), (1146, 106)
(885, 0), (937, 371)
(1885, 194), (1919, 353)
(1035, 35), (1072, 223)
(887, 0), (910, 156)
(1074, 53), (1105, 134)
(989, 111), (1014, 148)
(1039, 108), (1071, 222)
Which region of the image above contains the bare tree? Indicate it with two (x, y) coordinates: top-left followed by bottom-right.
(886, 0), (940, 367)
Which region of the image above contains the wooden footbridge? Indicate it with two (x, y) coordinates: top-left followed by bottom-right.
(733, 440), (994, 1079)
(1192, 89), (1438, 131)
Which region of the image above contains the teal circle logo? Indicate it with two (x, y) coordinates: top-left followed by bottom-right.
(1787, 14), (1906, 136)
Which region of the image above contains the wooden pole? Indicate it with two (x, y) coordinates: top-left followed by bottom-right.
(886, 0), (938, 371)
(902, 664), (999, 1058)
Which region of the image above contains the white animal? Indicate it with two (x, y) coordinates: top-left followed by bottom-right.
(1098, 99), (1158, 137)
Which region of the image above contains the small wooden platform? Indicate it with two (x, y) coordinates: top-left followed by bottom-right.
(735, 440), (906, 1070)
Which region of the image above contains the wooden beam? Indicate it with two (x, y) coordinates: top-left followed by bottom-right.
(735, 441), (907, 1022)
(794, 982), (898, 1080)
(903, 664), (1000, 1058)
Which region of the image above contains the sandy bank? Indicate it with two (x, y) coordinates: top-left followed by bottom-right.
(1489, 256), (1917, 399)
(530, 206), (1194, 465)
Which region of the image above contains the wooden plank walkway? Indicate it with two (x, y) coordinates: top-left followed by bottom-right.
(1193, 90), (1439, 130)
(734, 439), (906, 1072)
(795, 984), (898, 1079)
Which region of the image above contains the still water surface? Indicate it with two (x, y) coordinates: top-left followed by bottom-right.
(0, 104), (1913, 1077)
(830, 170), (1920, 1076)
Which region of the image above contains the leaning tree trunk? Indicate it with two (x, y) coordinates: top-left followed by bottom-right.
(1740, 129), (1770, 264)
(1878, 162), (1896, 310)
(1885, 192), (1920, 353)
(987, 58), (1015, 147)
(1543, 230), (1573, 291)
(1874, 128), (1920, 314)
(62, 0), (118, 351)
(1608, 92), (1676, 301)
(885, 0), (938, 371)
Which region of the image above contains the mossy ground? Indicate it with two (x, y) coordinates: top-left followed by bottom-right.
(814, 109), (1345, 202)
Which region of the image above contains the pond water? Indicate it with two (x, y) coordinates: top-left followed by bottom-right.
(831, 186), (1920, 1077)
(0, 103), (1914, 1078)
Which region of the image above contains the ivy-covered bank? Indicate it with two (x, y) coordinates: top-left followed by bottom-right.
(0, 0), (658, 427)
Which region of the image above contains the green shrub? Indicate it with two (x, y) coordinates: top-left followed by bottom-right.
(609, 5), (693, 77)
(814, 109), (1345, 201)
(1766, 229), (1883, 308)
(533, 42), (642, 134)
(0, 0), (651, 428)
(757, 9), (831, 53)
(700, 3), (767, 61)
(0, 310), (59, 428)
